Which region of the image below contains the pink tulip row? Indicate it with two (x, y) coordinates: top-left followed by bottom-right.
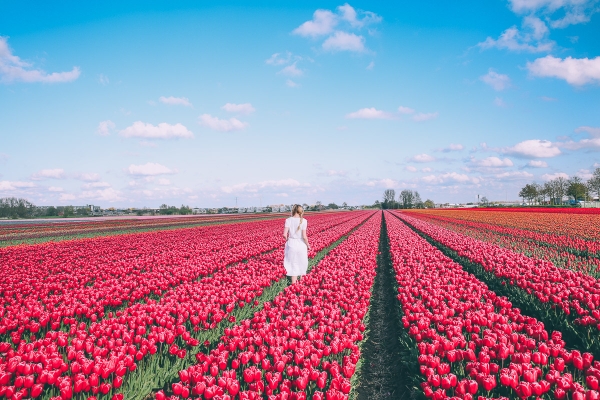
(1, 213), (363, 342)
(385, 212), (600, 400)
(0, 212), (374, 400)
(154, 212), (382, 400)
(397, 212), (600, 329)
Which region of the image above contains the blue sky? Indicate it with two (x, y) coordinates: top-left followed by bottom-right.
(1, 1), (599, 207)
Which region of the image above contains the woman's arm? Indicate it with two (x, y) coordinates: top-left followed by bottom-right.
(302, 229), (310, 251)
(283, 227), (289, 240)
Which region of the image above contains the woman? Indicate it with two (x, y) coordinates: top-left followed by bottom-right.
(283, 204), (310, 284)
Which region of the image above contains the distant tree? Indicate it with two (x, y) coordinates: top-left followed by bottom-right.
(136, 209), (144, 216)
(180, 205), (192, 215)
(554, 177), (568, 205)
(327, 203), (339, 209)
(76, 207), (89, 216)
(342, 202), (348, 208)
(373, 200), (381, 209)
(400, 189), (415, 209)
(0, 197), (36, 218)
(302, 203), (309, 210)
(46, 206), (58, 217)
(567, 176), (587, 202)
(382, 189), (396, 209)
(480, 196), (489, 206)
(423, 199), (435, 209)
(63, 206), (74, 217)
(315, 201), (324, 211)
(414, 191), (423, 208)
(589, 168), (600, 200)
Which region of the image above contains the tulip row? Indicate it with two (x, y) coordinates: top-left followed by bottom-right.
(385, 212), (600, 399)
(153, 212), (382, 400)
(407, 212), (600, 277)
(397, 212), (600, 335)
(1, 212), (362, 342)
(0, 212), (374, 399)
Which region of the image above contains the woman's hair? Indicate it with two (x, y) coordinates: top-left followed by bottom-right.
(292, 204), (304, 231)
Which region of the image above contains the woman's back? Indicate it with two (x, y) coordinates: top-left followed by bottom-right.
(286, 217), (307, 239)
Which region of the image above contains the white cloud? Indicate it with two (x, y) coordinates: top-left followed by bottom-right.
(504, 139), (561, 158)
(98, 74), (109, 85)
(158, 178), (171, 185)
(159, 96), (192, 107)
(286, 79), (300, 88)
(477, 17), (554, 53)
(405, 166), (418, 172)
(221, 178), (309, 193)
(577, 168), (593, 179)
(96, 120), (116, 136)
(32, 168), (65, 180)
(410, 154), (436, 163)
(59, 193), (76, 202)
(527, 56), (600, 85)
(221, 103), (255, 115)
(422, 167), (432, 172)
(422, 172), (476, 184)
(320, 169), (348, 177)
(0, 181), (36, 191)
(540, 96), (558, 101)
(337, 3), (382, 27)
(397, 106), (415, 114)
(322, 31), (365, 52)
(82, 182), (110, 189)
(413, 112), (438, 122)
(443, 144), (464, 152)
(471, 156), (514, 167)
(279, 62), (303, 76)
(198, 114), (248, 132)
(293, 9), (338, 37)
(494, 97), (507, 107)
(575, 126), (600, 137)
(80, 188), (124, 202)
(345, 107), (393, 119)
(542, 172), (569, 181)
(481, 69), (511, 90)
(265, 52), (292, 66)
(528, 160), (548, 167)
(139, 140), (158, 148)
(127, 163), (176, 176)
(77, 173), (101, 182)
(120, 121), (194, 139)
(508, 0), (597, 28)
(48, 186), (63, 192)
(365, 178), (398, 189)
(495, 171), (534, 180)
(0, 37), (81, 84)
(366, 61), (375, 70)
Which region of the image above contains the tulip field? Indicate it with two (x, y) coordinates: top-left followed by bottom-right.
(2, 208), (600, 399)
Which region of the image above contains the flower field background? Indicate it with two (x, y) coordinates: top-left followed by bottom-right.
(2, 208), (600, 399)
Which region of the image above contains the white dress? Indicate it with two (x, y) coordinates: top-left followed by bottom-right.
(284, 217), (308, 276)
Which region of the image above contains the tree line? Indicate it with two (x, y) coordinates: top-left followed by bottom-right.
(377, 189), (435, 209)
(0, 197), (36, 218)
(518, 167), (600, 205)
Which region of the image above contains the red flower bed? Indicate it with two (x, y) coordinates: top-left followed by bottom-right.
(0, 212), (373, 399)
(153, 212), (382, 400)
(386, 212), (600, 399)
(397, 212), (600, 332)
